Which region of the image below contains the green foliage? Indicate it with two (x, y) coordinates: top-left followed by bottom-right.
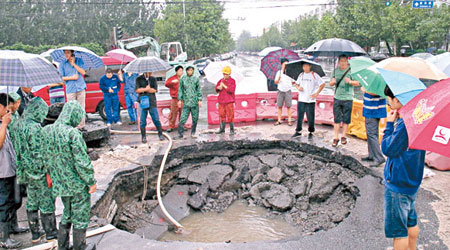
(1, 42), (105, 56)
(236, 0), (450, 54)
(0, 0), (159, 50)
(154, 0), (233, 59)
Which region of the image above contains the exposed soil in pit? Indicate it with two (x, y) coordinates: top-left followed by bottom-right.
(106, 140), (367, 242)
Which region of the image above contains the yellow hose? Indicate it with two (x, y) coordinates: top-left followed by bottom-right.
(109, 129), (184, 229)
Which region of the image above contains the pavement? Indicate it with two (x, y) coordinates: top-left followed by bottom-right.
(86, 120), (448, 250)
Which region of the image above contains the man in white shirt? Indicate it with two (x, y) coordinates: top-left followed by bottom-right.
(274, 58), (296, 126)
(292, 62), (325, 139)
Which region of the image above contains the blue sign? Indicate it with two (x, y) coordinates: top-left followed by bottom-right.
(412, 0), (434, 8)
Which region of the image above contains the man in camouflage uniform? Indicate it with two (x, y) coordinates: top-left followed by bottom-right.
(7, 92), (30, 236)
(8, 93), (21, 129)
(10, 97), (57, 244)
(177, 66), (202, 139)
(42, 101), (96, 250)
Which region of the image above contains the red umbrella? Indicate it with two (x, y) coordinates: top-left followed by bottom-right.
(260, 49), (300, 80)
(106, 49), (137, 63)
(399, 78), (450, 157)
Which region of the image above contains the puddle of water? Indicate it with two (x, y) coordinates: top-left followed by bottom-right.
(159, 200), (298, 243)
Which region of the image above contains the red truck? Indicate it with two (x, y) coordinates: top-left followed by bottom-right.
(33, 56), (127, 120)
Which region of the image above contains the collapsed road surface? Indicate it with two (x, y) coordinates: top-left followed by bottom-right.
(87, 139), (445, 250)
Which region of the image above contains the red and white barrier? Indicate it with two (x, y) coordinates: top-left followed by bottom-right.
(207, 94), (257, 125)
(136, 100), (192, 130)
(425, 152), (450, 171)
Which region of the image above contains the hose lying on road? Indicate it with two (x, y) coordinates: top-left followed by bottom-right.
(109, 129), (184, 230)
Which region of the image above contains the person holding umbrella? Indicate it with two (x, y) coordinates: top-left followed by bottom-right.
(215, 66), (236, 135)
(135, 72), (164, 142)
(177, 66), (202, 139)
(292, 61), (325, 139)
(165, 65), (184, 132)
(381, 85), (425, 250)
(329, 55), (360, 147)
(99, 68), (123, 127)
(274, 58), (295, 126)
(58, 50), (87, 128)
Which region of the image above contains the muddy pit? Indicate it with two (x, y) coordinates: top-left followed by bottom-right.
(92, 140), (367, 243)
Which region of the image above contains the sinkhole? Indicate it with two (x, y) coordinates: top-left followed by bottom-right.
(92, 139), (368, 243)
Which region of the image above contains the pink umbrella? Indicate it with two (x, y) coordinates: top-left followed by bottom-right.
(399, 78), (450, 157)
(106, 49), (137, 63)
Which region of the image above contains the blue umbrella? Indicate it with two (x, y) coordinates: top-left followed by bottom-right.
(50, 46), (104, 69)
(0, 50), (63, 87)
(377, 68), (426, 105)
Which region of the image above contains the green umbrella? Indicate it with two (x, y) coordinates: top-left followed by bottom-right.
(349, 57), (386, 97)
(165, 64), (200, 79)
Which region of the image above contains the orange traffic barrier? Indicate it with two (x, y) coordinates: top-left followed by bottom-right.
(347, 100), (388, 141)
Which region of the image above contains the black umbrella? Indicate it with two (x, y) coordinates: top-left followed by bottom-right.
(285, 59), (325, 80)
(304, 38), (367, 57)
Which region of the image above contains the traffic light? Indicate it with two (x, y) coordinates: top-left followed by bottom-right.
(385, 1), (391, 6)
(116, 26), (123, 40)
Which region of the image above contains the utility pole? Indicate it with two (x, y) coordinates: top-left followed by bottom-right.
(183, 0), (188, 53)
(113, 27), (117, 48)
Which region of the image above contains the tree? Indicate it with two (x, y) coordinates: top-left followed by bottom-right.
(236, 30), (252, 51)
(154, 0), (233, 58)
(0, 0), (159, 49)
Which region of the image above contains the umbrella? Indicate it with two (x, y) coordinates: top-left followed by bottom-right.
(427, 52), (450, 77)
(106, 49), (137, 63)
(377, 68), (426, 105)
(258, 47), (282, 57)
(0, 50), (63, 87)
(165, 64), (200, 79)
(204, 61), (244, 84)
(375, 57), (447, 81)
(399, 78), (450, 157)
(410, 53), (434, 60)
(304, 38), (367, 57)
(349, 57), (386, 97)
(123, 56), (171, 74)
(50, 46), (104, 69)
(260, 49), (300, 80)
(285, 59), (325, 80)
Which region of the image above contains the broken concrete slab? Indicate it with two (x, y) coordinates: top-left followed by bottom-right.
(267, 167), (284, 183)
(187, 165), (233, 185)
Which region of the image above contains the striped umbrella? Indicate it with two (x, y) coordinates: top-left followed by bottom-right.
(50, 46), (104, 69)
(260, 49), (300, 80)
(123, 56), (171, 74)
(0, 50), (62, 87)
(305, 38), (367, 57)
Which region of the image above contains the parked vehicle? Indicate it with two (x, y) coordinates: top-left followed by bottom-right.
(193, 58), (211, 75)
(33, 56), (128, 120)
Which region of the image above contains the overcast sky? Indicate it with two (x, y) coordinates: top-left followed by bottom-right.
(223, 0), (331, 39)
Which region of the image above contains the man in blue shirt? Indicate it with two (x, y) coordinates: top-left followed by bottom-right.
(361, 87), (387, 167)
(381, 85), (425, 250)
(123, 71), (139, 125)
(58, 50), (87, 128)
(99, 69), (123, 126)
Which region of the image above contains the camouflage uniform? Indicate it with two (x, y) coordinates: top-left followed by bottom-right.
(178, 75), (202, 135)
(8, 93), (21, 129)
(10, 97), (54, 213)
(42, 101), (96, 230)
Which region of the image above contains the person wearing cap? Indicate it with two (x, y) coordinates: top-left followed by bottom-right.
(177, 66), (202, 139)
(292, 61), (325, 139)
(274, 58), (296, 126)
(215, 66), (236, 135)
(165, 65), (184, 132)
(99, 68), (123, 127)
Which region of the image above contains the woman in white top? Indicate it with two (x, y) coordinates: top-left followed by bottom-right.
(292, 62), (325, 139)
